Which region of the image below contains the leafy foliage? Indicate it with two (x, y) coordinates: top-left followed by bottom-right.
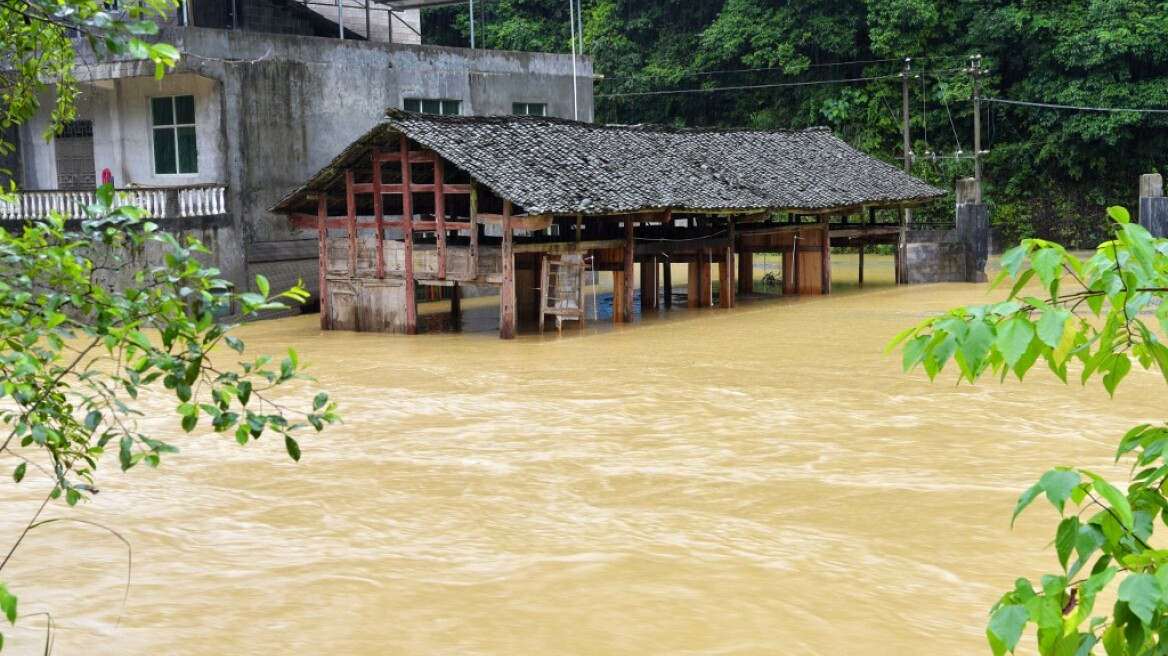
(893, 206), (1168, 654)
(0, 189), (341, 650)
(422, 0), (1168, 245)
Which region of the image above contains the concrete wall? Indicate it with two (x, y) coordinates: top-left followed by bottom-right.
(18, 27), (594, 303)
(20, 75), (226, 190)
(903, 230), (969, 284)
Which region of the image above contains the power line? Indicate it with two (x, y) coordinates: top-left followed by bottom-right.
(986, 98), (1168, 114)
(597, 74), (902, 98)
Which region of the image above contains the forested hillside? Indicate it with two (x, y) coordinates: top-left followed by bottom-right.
(423, 0), (1168, 246)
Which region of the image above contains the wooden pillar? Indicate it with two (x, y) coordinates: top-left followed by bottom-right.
(451, 282), (461, 327)
(687, 261), (700, 308)
(399, 134), (417, 334)
(662, 259), (672, 309)
(434, 157), (447, 279)
(500, 199), (516, 339)
(700, 251), (712, 307)
(622, 219), (635, 322)
(469, 181), (479, 278)
(538, 255), (549, 333)
(821, 223), (831, 294)
(317, 196), (328, 330)
(721, 220), (735, 308)
(640, 256), (658, 310)
(372, 155), (385, 278)
(612, 271), (625, 322)
(737, 250), (753, 294)
(858, 243), (865, 286)
(345, 170), (357, 277)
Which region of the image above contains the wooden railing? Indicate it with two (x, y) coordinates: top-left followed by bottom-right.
(0, 184), (228, 221)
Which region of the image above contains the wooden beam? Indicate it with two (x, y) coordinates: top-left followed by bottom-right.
(317, 196), (328, 330)
(476, 213), (554, 231)
(514, 239), (625, 254)
(612, 271), (625, 322)
(821, 222), (831, 294)
(399, 134), (417, 334)
(500, 200), (516, 340)
(435, 157), (447, 279)
(350, 182), (471, 195)
(372, 153), (385, 278)
(622, 219), (634, 322)
(345, 170), (357, 277)
(721, 220), (735, 308)
(662, 259), (672, 308)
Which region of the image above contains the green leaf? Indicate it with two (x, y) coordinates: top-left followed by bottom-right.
(996, 318), (1036, 369)
(1040, 468), (1081, 515)
(0, 585), (16, 624)
(1101, 355), (1132, 397)
(313, 392), (328, 411)
(1118, 574), (1160, 624)
(1036, 309), (1069, 349)
(1108, 206), (1130, 225)
(1013, 482), (1043, 526)
(284, 435), (301, 462)
(255, 274), (270, 298)
(12, 463), (25, 483)
(987, 604), (1029, 656)
(1056, 516), (1079, 571)
(1084, 471), (1133, 527)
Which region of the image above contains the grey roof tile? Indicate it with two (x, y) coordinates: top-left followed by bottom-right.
(270, 110), (946, 216)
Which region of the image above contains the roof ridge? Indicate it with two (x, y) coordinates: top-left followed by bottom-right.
(382, 108), (834, 135)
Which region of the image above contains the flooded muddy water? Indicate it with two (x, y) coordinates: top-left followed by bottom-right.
(1, 255), (1161, 655)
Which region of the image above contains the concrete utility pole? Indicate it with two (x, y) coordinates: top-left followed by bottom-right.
(970, 55), (983, 203)
(469, 0), (475, 48)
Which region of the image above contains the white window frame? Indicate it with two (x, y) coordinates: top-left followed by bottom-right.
(150, 95), (199, 176)
(512, 102), (547, 117)
(403, 98), (462, 116)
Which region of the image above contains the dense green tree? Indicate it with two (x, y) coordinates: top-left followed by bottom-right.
(422, 0), (1168, 246)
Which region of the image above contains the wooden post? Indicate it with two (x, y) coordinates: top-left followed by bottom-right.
(371, 155), (385, 278)
(640, 256), (658, 310)
(500, 199), (516, 339)
(451, 282), (461, 327)
(858, 243), (865, 286)
(399, 134), (417, 334)
(721, 220), (735, 307)
(820, 223), (831, 294)
(469, 181), (479, 278)
(700, 251), (713, 307)
(434, 156), (447, 279)
(345, 170), (357, 277)
(662, 259), (672, 308)
(317, 195), (328, 330)
(622, 219), (634, 322)
(737, 250), (753, 294)
(612, 271), (625, 322)
(538, 255), (549, 333)
(687, 261), (700, 308)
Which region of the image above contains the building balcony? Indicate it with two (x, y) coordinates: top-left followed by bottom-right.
(0, 184), (228, 224)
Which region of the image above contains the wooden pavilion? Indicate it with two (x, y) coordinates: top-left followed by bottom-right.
(270, 109), (945, 338)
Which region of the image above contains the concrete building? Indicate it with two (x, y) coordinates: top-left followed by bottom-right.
(3, 2), (594, 304)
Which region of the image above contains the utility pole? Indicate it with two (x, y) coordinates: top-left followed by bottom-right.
(899, 58), (913, 285)
(970, 54), (983, 203)
(469, 0), (475, 48)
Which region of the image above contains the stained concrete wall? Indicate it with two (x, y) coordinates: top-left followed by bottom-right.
(903, 231), (969, 284)
(17, 27), (593, 303)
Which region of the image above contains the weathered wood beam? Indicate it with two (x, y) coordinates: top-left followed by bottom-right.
(435, 157), (447, 279)
(372, 153), (385, 278)
(317, 196), (328, 330)
(622, 219), (635, 322)
(476, 213), (554, 231)
(350, 183), (471, 195)
(500, 200), (516, 340)
(399, 133), (417, 335)
(345, 170), (357, 277)
(513, 239), (626, 254)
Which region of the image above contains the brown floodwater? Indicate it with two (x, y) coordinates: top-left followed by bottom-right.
(1, 255), (1161, 655)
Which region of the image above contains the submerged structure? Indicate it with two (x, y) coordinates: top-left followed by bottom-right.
(271, 110), (946, 338)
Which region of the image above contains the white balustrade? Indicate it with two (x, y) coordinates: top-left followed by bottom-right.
(0, 185), (228, 224)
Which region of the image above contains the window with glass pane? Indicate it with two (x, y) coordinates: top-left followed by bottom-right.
(403, 98), (462, 115)
(512, 103), (547, 116)
(151, 96), (198, 175)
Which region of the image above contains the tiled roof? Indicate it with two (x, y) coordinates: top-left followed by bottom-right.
(270, 109), (946, 216)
